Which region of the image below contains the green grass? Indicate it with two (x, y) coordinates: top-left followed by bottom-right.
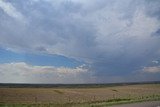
(90, 94), (160, 107)
(0, 94), (160, 107)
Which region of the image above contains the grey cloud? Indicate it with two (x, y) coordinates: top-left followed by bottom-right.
(152, 29), (160, 37)
(0, 0), (160, 82)
(0, 0), (98, 57)
(0, 0), (25, 22)
(144, 0), (160, 20)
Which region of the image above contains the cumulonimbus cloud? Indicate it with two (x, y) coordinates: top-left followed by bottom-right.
(0, 0), (160, 83)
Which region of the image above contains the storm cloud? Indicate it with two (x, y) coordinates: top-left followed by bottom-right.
(0, 0), (160, 83)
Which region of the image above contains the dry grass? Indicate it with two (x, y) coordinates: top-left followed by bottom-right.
(0, 84), (160, 106)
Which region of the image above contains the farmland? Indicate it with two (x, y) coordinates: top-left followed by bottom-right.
(0, 83), (160, 107)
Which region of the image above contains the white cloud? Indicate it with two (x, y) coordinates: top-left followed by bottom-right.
(0, 0), (25, 22)
(143, 66), (160, 73)
(0, 62), (95, 83)
(152, 60), (159, 64)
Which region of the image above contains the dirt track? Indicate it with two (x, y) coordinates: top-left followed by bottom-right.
(111, 101), (160, 107)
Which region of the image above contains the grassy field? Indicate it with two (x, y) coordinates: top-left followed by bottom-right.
(0, 84), (160, 107)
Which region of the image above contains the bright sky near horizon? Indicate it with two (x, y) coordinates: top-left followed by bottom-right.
(0, 0), (160, 83)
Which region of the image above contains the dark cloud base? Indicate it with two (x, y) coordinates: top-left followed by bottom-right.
(0, 0), (160, 83)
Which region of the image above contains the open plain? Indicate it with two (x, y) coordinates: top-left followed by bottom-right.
(0, 83), (160, 107)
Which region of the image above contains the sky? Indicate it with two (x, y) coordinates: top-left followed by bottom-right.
(0, 0), (160, 83)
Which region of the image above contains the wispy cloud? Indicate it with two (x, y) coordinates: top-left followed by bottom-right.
(0, 0), (25, 22)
